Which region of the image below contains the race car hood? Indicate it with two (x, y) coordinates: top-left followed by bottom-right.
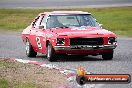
(51, 27), (116, 38)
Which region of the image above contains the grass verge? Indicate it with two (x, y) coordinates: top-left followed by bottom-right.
(0, 59), (67, 88)
(0, 7), (132, 36)
(0, 79), (35, 88)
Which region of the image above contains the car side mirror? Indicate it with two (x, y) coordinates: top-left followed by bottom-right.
(39, 25), (44, 29)
(99, 24), (103, 28)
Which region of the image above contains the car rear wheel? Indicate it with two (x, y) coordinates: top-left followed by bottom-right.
(47, 42), (56, 62)
(102, 51), (113, 60)
(26, 39), (37, 57)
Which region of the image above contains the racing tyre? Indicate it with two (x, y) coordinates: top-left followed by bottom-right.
(102, 51), (113, 60)
(26, 39), (37, 57)
(47, 42), (56, 62)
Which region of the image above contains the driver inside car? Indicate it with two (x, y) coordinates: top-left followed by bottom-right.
(46, 16), (64, 29)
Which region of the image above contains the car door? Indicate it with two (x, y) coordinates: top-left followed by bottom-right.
(30, 16), (43, 53)
(33, 15), (48, 54)
(37, 15), (48, 54)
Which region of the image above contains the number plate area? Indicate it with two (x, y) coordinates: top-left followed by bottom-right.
(70, 45), (104, 49)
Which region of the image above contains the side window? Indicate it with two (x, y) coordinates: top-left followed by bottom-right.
(40, 15), (47, 29)
(33, 16), (42, 28)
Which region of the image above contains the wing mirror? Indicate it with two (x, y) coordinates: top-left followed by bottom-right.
(99, 24), (103, 28)
(39, 25), (44, 29)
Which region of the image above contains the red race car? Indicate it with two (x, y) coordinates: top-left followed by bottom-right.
(22, 11), (117, 61)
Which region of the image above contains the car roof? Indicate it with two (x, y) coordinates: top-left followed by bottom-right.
(39, 11), (91, 16)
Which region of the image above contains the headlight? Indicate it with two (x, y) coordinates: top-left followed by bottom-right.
(56, 38), (65, 45)
(108, 37), (117, 44)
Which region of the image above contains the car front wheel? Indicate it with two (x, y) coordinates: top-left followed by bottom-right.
(26, 39), (37, 57)
(47, 42), (56, 61)
(102, 51), (113, 60)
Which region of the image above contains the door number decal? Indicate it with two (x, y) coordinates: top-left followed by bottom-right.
(36, 37), (42, 49)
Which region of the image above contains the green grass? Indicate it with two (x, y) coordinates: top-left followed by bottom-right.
(0, 61), (36, 88)
(0, 79), (35, 88)
(13, 81), (35, 88)
(0, 7), (132, 36)
(0, 79), (8, 88)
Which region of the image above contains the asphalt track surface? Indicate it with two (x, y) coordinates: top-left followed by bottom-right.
(0, 0), (132, 8)
(0, 32), (132, 88)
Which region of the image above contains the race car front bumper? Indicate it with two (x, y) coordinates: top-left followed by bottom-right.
(54, 44), (117, 51)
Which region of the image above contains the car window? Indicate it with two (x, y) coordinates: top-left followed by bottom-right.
(46, 15), (64, 29)
(40, 15), (47, 29)
(33, 16), (42, 28)
(46, 14), (99, 29)
(58, 16), (79, 26)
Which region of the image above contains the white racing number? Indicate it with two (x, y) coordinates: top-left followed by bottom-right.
(36, 37), (42, 49)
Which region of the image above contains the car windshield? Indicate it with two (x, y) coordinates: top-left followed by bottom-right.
(46, 14), (99, 29)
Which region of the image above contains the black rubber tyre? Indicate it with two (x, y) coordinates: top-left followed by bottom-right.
(25, 39), (37, 57)
(47, 42), (56, 62)
(102, 51), (113, 60)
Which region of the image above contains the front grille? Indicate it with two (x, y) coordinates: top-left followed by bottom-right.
(70, 38), (104, 45)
